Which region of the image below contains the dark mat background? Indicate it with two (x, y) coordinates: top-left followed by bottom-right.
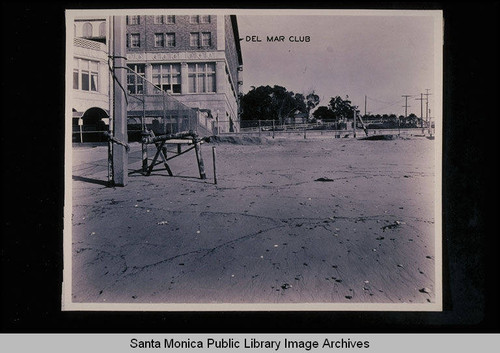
(1, 1), (498, 333)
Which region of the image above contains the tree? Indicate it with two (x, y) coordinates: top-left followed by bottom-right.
(305, 91), (320, 120)
(312, 106), (336, 121)
(240, 85), (274, 121)
(328, 95), (359, 121)
(240, 85), (307, 123)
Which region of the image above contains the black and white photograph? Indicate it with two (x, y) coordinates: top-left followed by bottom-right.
(63, 8), (443, 311)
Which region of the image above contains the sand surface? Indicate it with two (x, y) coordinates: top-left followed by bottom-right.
(70, 134), (436, 306)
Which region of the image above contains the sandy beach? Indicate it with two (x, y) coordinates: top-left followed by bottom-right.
(68, 133), (437, 308)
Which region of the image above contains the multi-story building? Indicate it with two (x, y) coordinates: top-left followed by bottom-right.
(71, 18), (110, 141)
(124, 14), (243, 133)
(71, 13), (243, 140)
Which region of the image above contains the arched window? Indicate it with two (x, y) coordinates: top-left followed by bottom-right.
(82, 22), (92, 37)
(98, 22), (106, 37)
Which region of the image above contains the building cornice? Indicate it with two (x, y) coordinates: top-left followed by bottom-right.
(126, 50), (226, 62)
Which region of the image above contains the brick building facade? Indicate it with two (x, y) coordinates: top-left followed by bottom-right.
(71, 13), (243, 139)
(125, 14), (243, 133)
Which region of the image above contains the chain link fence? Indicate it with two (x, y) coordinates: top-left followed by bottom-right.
(73, 68), (216, 143)
(126, 74), (215, 141)
(216, 118), (434, 139)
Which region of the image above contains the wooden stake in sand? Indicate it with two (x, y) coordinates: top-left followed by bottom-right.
(141, 131), (149, 174)
(212, 146), (217, 185)
(194, 140), (207, 180)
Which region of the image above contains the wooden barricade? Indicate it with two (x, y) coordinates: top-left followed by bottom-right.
(141, 130), (207, 179)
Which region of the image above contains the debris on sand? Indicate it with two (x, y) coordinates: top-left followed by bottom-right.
(381, 221), (405, 231)
(419, 287), (431, 294)
(359, 134), (399, 141)
(157, 221), (169, 225)
(315, 177), (334, 182)
(210, 135), (264, 145)
(281, 283), (292, 290)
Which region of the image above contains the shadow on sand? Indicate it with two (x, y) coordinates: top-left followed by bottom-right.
(72, 175), (109, 187)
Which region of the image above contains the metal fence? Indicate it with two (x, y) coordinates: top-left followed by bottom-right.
(73, 68), (216, 143)
(125, 69), (216, 141)
(236, 118), (432, 132)
(216, 118), (434, 139)
(237, 119), (348, 132)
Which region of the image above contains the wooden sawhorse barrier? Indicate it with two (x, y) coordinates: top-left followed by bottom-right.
(141, 130), (207, 180)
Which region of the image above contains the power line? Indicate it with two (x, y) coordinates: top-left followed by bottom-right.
(367, 96), (399, 105)
(368, 98), (405, 115)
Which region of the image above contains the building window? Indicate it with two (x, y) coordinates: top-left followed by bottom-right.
(99, 22), (106, 37)
(200, 15), (210, 23)
(188, 62), (216, 93)
(190, 32), (199, 47)
(152, 63), (181, 94)
(82, 22), (92, 37)
(127, 16), (140, 25)
(166, 15), (175, 24)
(166, 33), (176, 47)
(154, 33), (164, 47)
(201, 32), (211, 47)
(189, 15), (199, 24)
(129, 33), (140, 48)
(73, 59), (79, 89)
(74, 58), (99, 92)
(127, 64), (145, 95)
(153, 15), (164, 24)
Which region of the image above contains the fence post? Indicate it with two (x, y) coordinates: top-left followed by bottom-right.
(212, 146), (217, 185)
(194, 140), (206, 180)
(258, 119), (261, 137)
(142, 131), (149, 174)
(162, 93), (166, 133)
(112, 15), (128, 186)
(272, 120), (275, 139)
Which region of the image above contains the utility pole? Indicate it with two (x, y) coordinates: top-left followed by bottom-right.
(401, 94), (411, 133)
(112, 15), (128, 186)
(364, 95), (367, 116)
(402, 95), (411, 118)
(424, 89), (432, 128)
(107, 16), (114, 185)
(415, 93), (425, 133)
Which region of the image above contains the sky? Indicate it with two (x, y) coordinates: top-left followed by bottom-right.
(237, 11), (441, 117)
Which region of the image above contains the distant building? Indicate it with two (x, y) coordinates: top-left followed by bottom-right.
(285, 111), (308, 125)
